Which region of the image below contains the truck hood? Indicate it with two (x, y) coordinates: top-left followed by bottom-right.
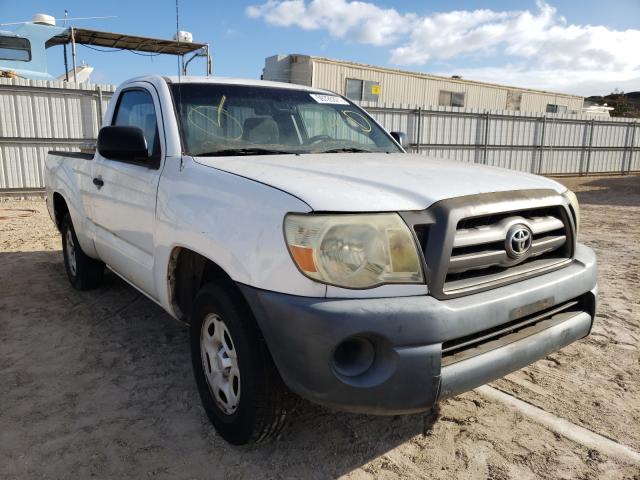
(194, 153), (566, 211)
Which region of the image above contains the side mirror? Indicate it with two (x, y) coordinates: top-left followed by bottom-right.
(97, 126), (150, 163)
(390, 131), (409, 149)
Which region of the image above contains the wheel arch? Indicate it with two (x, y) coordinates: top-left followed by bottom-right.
(167, 246), (253, 325)
(52, 191), (69, 230)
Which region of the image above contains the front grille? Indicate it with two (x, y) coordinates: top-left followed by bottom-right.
(400, 189), (576, 299)
(444, 206), (572, 294)
(441, 295), (586, 366)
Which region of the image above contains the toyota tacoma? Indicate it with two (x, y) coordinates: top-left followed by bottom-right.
(45, 75), (597, 445)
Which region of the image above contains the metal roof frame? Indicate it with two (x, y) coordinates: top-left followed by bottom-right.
(46, 27), (207, 55)
(45, 27), (211, 81)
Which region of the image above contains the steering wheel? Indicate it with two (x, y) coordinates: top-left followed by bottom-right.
(307, 134), (332, 145)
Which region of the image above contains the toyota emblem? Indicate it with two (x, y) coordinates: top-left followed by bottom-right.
(505, 224), (533, 259)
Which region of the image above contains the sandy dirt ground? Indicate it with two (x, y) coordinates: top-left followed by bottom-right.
(1, 175), (638, 479)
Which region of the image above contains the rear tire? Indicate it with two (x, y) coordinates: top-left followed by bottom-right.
(61, 213), (104, 290)
(190, 283), (292, 445)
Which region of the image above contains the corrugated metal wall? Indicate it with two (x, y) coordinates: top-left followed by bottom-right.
(310, 58), (584, 113)
(0, 78), (114, 191)
(361, 102), (640, 175)
(0, 79), (636, 192)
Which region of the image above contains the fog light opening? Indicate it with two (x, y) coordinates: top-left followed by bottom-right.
(333, 336), (375, 378)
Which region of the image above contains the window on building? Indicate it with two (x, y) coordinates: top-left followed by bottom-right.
(345, 78), (363, 101)
(363, 80), (380, 102)
(0, 37), (31, 62)
(345, 78), (380, 103)
(546, 104), (568, 114)
(439, 90), (465, 107)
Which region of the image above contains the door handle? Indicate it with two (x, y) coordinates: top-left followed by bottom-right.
(92, 177), (104, 188)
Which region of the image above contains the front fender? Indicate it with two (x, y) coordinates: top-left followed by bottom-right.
(153, 156), (327, 315)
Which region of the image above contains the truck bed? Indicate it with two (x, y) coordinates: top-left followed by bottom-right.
(48, 151), (94, 161)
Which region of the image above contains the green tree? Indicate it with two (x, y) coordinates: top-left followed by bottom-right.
(608, 89), (639, 118)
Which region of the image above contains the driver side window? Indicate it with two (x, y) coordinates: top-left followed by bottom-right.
(112, 89), (159, 157)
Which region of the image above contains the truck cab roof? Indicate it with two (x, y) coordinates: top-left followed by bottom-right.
(120, 74), (334, 95)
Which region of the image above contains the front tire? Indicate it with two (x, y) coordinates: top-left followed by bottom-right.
(190, 283), (292, 445)
(61, 213), (104, 290)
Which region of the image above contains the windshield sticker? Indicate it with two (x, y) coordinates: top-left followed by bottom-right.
(310, 94), (350, 105)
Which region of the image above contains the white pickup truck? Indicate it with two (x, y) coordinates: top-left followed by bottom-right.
(45, 75), (597, 445)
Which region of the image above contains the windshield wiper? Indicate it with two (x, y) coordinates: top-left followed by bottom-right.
(197, 147), (297, 157)
(319, 147), (373, 153)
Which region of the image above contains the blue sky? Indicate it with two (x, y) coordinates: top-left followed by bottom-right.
(2, 0), (639, 95)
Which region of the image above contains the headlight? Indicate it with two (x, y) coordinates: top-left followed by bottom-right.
(563, 189), (580, 234)
(284, 213), (424, 289)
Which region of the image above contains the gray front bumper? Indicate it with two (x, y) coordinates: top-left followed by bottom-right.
(240, 244), (597, 415)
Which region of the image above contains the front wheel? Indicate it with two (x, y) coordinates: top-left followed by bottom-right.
(190, 283), (292, 444)
(60, 213), (104, 290)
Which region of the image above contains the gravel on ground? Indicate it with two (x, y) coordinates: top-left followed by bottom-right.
(1, 175), (638, 479)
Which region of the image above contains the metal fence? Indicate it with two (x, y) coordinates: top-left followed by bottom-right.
(0, 78), (114, 192)
(1, 80), (638, 193)
(362, 102), (640, 175)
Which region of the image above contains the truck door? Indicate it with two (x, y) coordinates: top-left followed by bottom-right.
(90, 83), (165, 299)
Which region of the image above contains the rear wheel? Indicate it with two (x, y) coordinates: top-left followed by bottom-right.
(190, 283), (292, 444)
(61, 213), (104, 290)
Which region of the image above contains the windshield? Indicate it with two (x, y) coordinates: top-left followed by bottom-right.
(170, 83), (402, 156)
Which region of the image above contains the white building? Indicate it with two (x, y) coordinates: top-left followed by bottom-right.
(263, 54), (584, 114)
